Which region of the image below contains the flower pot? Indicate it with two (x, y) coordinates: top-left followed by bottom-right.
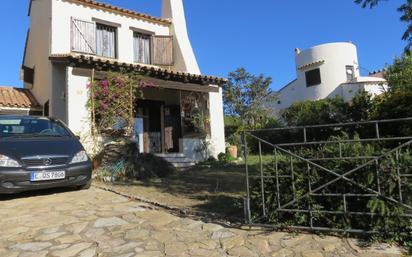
(227, 145), (238, 159)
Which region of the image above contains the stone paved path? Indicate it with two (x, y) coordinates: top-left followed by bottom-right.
(0, 187), (403, 257)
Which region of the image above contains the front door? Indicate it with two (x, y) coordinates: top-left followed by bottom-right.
(135, 100), (163, 154)
(164, 106), (182, 153)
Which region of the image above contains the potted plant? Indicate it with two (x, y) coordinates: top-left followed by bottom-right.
(226, 133), (240, 159)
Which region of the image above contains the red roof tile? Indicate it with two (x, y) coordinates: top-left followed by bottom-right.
(0, 87), (41, 109)
(64, 0), (171, 25)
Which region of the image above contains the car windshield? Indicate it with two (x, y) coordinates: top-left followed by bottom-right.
(0, 117), (72, 138)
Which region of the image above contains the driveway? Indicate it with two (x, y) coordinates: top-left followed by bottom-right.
(0, 187), (402, 257)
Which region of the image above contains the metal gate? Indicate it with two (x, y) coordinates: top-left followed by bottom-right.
(243, 118), (412, 233)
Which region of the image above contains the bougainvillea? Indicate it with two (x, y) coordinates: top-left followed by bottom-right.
(87, 70), (155, 136)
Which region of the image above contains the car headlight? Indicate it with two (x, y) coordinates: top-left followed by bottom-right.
(70, 151), (89, 164)
(0, 154), (21, 168)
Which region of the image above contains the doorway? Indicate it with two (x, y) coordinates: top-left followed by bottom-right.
(135, 100), (182, 154)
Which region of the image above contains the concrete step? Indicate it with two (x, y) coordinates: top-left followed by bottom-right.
(172, 162), (197, 169)
(155, 153), (196, 169)
(155, 153), (186, 158)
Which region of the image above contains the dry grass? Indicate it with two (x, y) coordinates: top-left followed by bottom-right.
(93, 155), (274, 220)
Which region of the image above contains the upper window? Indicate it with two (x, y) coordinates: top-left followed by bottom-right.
(305, 68), (321, 87)
(134, 32), (151, 64)
(346, 65), (355, 81)
(96, 23), (117, 58)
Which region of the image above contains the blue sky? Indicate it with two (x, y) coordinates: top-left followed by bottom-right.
(0, 0), (406, 90)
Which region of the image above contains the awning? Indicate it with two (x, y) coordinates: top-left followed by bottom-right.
(49, 54), (227, 87)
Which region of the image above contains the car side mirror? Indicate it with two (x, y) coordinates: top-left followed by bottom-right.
(76, 135), (81, 140)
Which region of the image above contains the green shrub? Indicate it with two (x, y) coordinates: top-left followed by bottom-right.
(249, 133), (412, 251)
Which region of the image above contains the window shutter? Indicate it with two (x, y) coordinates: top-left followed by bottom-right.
(71, 18), (96, 54)
(152, 36), (173, 66)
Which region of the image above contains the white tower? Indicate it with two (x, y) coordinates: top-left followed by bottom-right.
(162, 0), (200, 74)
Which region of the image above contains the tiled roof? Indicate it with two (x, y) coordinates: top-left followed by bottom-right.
(64, 0), (171, 25)
(49, 54), (227, 86)
(369, 69), (387, 79)
(0, 87), (41, 109)
(297, 60), (325, 71)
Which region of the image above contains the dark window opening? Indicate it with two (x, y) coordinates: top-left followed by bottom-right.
(22, 66), (34, 85)
(305, 68), (321, 87)
(43, 100), (49, 117)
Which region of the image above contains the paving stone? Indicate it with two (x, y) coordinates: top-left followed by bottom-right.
(189, 247), (222, 257)
(0, 187), (403, 257)
(65, 222), (89, 234)
(165, 241), (187, 256)
(78, 247), (96, 257)
(302, 251), (324, 257)
(134, 247), (144, 253)
(36, 232), (66, 241)
(19, 251), (48, 257)
(50, 242), (92, 257)
(55, 234), (83, 244)
(248, 238), (272, 253)
(42, 227), (61, 234)
(202, 223), (223, 232)
(94, 217), (128, 228)
(125, 229), (150, 240)
(113, 253), (134, 257)
(221, 235), (245, 250)
(49, 244), (71, 250)
(322, 243), (337, 252)
(210, 230), (235, 240)
(10, 242), (52, 252)
(271, 248), (295, 257)
(267, 232), (288, 246)
(97, 237), (126, 251)
(126, 207), (146, 213)
(228, 246), (259, 257)
(84, 228), (105, 238)
(112, 242), (142, 254)
(1, 252), (19, 257)
(133, 251), (164, 257)
(144, 241), (162, 251)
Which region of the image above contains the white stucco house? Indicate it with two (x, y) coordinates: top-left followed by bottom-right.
(270, 42), (387, 115)
(22, 0), (226, 165)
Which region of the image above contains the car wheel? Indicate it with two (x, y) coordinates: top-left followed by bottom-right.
(78, 180), (92, 190)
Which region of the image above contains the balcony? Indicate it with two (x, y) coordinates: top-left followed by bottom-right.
(70, 18), (174, 66)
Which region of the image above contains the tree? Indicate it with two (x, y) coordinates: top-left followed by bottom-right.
(373, 91), (412, 119)
(281, 96), (350, 126)
(223, 68), (276, 128)
(355, 0), (412, 51)
(347, 90), (375, 121)
(385, 54), (412, 92)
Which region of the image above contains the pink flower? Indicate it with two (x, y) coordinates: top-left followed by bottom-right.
(115, 78), (126, 87)
(100, 80), (109, 89)
(100, 102), (108, 110)
(140, 80), (157, 88)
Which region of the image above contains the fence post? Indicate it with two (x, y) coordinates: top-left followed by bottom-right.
(243, 131), (251, 224)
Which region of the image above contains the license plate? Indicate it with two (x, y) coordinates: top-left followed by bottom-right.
(30, 171), (66, 182)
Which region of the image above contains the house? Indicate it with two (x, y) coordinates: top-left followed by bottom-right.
(22, 0), (226, 163)
(270, 42), (387, 115)
(0, 86), (42, 115)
